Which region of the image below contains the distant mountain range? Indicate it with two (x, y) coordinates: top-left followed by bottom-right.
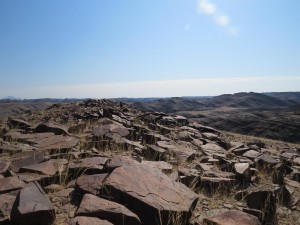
(1, 92), (299, 143)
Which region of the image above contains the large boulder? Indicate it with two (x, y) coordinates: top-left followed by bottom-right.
(10, 181), (55, 225)
(76, 194), (140, 225)
(102, 164), (199, 225)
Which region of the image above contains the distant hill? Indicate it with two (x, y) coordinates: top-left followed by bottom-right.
(206, 92), (291, 108)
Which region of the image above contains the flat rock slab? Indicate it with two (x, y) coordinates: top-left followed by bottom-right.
(203, 210), (261, 225)
(10, 181), (55, 225)
(76, 194), (141, 225)
(103, 164), (199, 225)
(105, 155), (140, 172)
(75, 173), (108, 195)
(141, 161), (173, 174)
(35, 135), (79, 151)
(243, 150), (261, 159)
(0, 177), (25, 194)
(70, 217), (113, 225)
(202, 143), (226, 155)
(0, 143), (34, 154)
(92, 124), (130, 138)
(34, 122), (69, 135)
(7, 118), (32, 130)
(69, 157), (108, 175)
(11, 151), (49, 172)
(19, 159), (67, 176)
(4, 131), (79, 152)
(0, 193), (16, 224)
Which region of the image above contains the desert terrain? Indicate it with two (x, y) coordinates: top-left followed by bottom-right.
(0, 97), (300, 225)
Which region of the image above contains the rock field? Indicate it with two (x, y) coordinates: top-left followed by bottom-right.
(0, 99), (299, 225)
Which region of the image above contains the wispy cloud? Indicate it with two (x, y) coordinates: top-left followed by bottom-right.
(197, 0), (238, 36)
(216, 15), (229, 26)
(2, 76), (299, 99)
(198, 0), (216, 15)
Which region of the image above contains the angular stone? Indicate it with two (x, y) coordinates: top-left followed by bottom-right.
(10, 181), (55, 225)
(0, 193), (16, 224)
(7, 118), (32, 130)
(75, 174), (108, 195)
(255, 154), (278, 168)
(202, 143), (226, 155)
(11, 151), (49, 172)
(76, 194), (140, 225)
(0, 177), (25, 194)
(245, 191), (276, 224)
(234, 163), (251, 182)
(0, 143), (33, 154)
(0, 160), (10, 175)
(104, 155), (140, 172)
(294, 157), (300, 166)
(103, 164), (198, 225)
(34, 121), (69, 135)
(35, 135), (79, 152)
(141, 161), (173, 174)
(19, 159), (67, 176)
(203, 210), (261, 225)
(243, 150), (261, 159)
(69, 157), (108, 176)
(69, 217), (113, 225)
(143, 144), (167, 160)
(92, 124), (130, 138)
(200, 177), (236, 194)
(172, 146), (196, 162)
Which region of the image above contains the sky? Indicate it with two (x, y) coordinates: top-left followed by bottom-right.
(0, 0), (299, 98)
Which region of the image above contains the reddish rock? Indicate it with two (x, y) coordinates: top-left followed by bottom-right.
(141, 161), (173, 174)
(144, 144), (167, 160)
(19, 159), (67, 176)
(202, 143), (226, 155)
(0, 177), (25, 194)
(0, 193), (16, 224)
(294, 157), (300, 166)
(11, 150), (49, 172)
(103, 164), (198, 225)
(203, 210), (261, 225)
(35, 135), (79, 152)
(243, 150), (261, 159)
(234, 163), (251, 182)
(69, 157), (108, 176)
(7, 118), (32, 130)
(245, 190), (276, 224)
(0, 160), (10, 175)
(200, 177), (236, 194)
(76, 194), (140, 225)
(10, 181), (55, 225)
(69, 217), (113, 225)
(0, 143), (33, 154)
(75, 173), (108, 195)
(105, 155), (140, 172)
(34, 121), (69, 135)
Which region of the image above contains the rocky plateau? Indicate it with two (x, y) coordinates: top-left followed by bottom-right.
(0, 99), (299, 225)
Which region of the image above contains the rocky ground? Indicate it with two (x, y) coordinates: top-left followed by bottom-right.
(0, 99), (300, 225)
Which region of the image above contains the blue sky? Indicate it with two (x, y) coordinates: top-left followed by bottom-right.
(0, 0), (299, 98)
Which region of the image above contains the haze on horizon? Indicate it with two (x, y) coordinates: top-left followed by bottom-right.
(0, 0), (299, 99)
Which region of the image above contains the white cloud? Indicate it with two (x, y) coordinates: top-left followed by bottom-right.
(216, 16), (229, 26)
(197, 0), (238, 35)
(2, 76), (299, 99)
(198, 0), (216, 15)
